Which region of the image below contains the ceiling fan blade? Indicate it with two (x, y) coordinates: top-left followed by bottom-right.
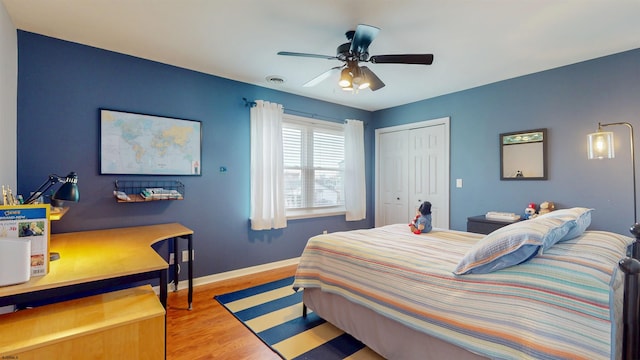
(360, 66), (385, 91)
(369, 54), (434, 65)
(350, 24), (380, 56)
(277, 51), (337, 60)
(303, 66), (342, 87)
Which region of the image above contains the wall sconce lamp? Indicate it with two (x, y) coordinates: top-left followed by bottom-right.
(23, 172), (80, 205)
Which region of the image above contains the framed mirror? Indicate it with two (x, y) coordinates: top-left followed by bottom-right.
(500, 128), (547, 180)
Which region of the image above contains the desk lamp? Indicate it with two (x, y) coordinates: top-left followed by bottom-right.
(23, 172), (79, 261)
(23, 172), (80, 205)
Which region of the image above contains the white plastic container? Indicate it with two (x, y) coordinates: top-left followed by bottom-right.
(0, 237), (31, 287)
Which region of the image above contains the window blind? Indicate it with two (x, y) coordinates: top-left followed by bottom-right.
(283, 116), (345, 211)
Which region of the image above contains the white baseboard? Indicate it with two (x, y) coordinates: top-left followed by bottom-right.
(159, 257), (300, 293)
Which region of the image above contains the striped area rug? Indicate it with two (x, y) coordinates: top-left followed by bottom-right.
(214, 276), (384, 360)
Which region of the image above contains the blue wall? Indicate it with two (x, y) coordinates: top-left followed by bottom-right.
(17, 30), (640, 280)
(16, 31), (373, 280)
(373, 48), (640, 233)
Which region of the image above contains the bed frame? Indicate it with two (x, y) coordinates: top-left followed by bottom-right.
(302, 226), (640, 360)
(619, 224), (640, 360)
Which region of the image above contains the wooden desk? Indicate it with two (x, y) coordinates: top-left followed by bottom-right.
(49, 206), (69, 221)
(0, 223), (194, 309)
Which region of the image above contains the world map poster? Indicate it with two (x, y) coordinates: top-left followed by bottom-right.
(100, 109), (202, 175)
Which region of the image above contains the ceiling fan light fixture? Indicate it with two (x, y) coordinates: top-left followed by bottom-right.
(350, 66), (370, 90)
(339, 68), (352, 88)
(339, 80), (352, 88)
(278, 24), (431, 93)
(356, 74), (370, 90)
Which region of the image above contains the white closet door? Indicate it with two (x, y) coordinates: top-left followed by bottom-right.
(375, 118), (450, 229)
(408, 125), (449, 229)
(378, 130), (409, 226)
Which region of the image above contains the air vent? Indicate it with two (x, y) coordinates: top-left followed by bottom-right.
(265, 75), (286, 85)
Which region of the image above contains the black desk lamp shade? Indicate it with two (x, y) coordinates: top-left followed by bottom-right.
(52, 173), (80, 202)
(24, 172), (79, 205)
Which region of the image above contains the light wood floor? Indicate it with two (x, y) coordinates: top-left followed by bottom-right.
(166, 265), (297, 360)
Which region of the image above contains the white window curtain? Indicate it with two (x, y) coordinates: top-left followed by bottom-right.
(250, 100), (287, 230)
(344, 119), (366, 221)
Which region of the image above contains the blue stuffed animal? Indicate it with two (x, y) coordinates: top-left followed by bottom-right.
(409, 201), (433, 234)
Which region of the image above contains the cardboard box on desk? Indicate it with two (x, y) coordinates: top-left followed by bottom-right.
(0, 204), (50, 278)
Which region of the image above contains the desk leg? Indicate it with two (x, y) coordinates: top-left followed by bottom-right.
(174, 234), (194, 310)
(160, 268), (168, 360)
(187, 234), (193, 310)
(173, 237), (179, 292)
(160, 268), (168, 309)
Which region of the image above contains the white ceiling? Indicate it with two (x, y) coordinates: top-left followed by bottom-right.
(3, 0), (640, 111)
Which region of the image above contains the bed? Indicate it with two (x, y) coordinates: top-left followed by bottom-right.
(293, 208), (640, 360)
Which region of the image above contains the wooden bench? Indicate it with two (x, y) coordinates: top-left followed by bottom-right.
(0, 285), (165, 359)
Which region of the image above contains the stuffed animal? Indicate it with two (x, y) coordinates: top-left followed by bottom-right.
(538, 201), (555, 215)
(523, 202), (537, 220)
(409, 201), (433, 234)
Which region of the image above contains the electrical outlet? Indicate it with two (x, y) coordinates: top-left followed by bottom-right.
(169, 253), (175, 265)
(182, 249), (193, 262)
(0, 305), (15, 315)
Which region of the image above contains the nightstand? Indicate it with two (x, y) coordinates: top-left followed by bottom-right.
(467, 215), (519, 235)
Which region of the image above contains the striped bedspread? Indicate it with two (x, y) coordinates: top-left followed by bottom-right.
(293, 224), (634, 360)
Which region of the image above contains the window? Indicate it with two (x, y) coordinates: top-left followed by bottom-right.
(282, 114), (345, 218)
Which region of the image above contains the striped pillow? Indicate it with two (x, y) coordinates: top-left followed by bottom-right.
(535, 207), (593, 242)
(454, 217), (571, 275)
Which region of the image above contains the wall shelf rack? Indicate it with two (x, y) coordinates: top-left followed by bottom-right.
(114, 180), (184, 203)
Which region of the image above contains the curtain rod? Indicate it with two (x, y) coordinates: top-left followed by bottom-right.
(242, 97), (256, 107)
(242, 97), (360, 124)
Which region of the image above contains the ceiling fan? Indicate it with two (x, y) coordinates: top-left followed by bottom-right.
(277, 24), (434, 92)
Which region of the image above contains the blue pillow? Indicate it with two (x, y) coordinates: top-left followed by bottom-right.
(454, 217), (570, 275)
(536, 207), (593, 242)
